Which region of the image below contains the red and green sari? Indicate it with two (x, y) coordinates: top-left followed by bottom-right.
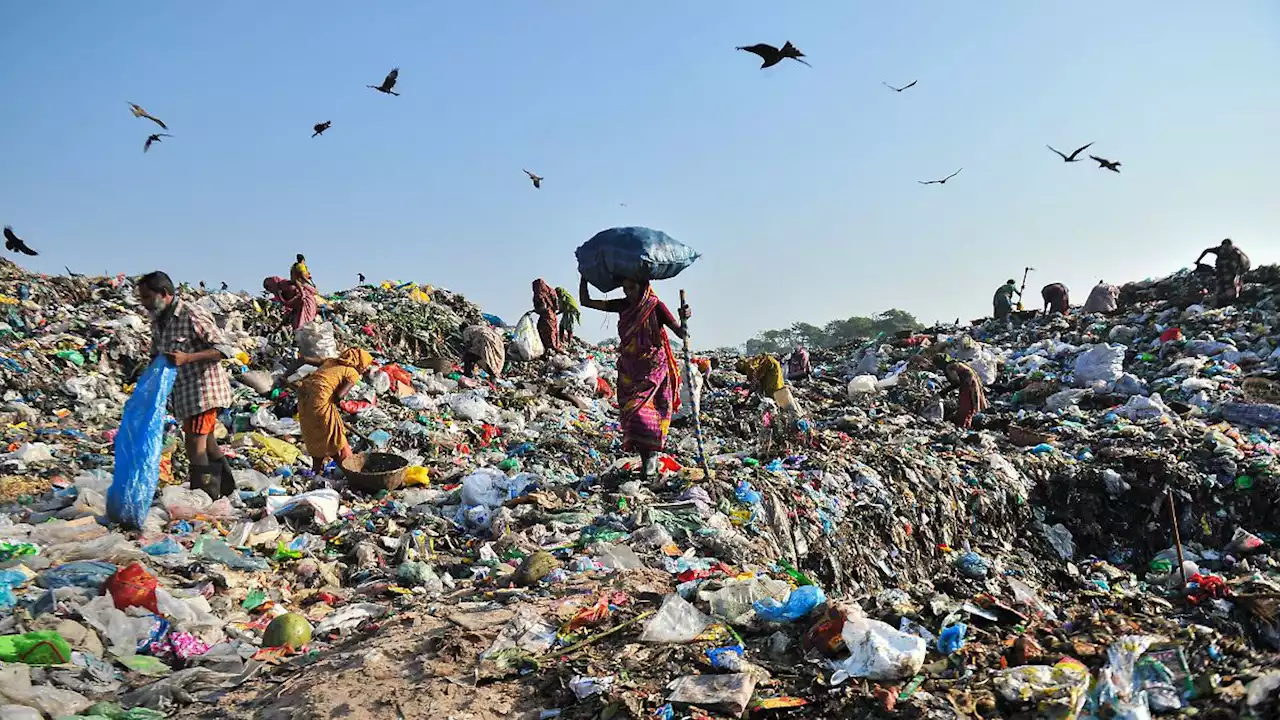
(617, 288), (681, 452)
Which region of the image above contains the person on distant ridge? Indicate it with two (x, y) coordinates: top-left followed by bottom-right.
(1196, 238), (1250, 305)
(1083, 280), (1119, 314)
(291, 254), (315, 290)
(993, 279), (1020, 320)
(1040, 283), (1070, 315)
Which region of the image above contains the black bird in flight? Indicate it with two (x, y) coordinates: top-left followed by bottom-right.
(918, 168), (963, 185)
(144, 133), (171, 153)
(882, 80), (918, 92)
(1046, 142), (1093, 163)
(368, 68), (400, 96)
(128, 103), (168, 130)
(523, 169), (543, 189)
(3, 227), (37, 256)
(1089, 155), (1121, 173)
(312, 121), (332, 138)
(736, 42), (811, 69)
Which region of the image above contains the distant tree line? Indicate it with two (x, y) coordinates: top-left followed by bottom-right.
(738, 309), (922, 356)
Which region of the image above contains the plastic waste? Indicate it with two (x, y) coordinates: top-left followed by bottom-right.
(192, 536), (270, 572)
(666, 673), (756, 716)
(511, 313), (545, 361)
(482, 609), (557, 659)
(37, 560), (117, 590)
(753, 584), (826, 622)
(641, 594), (711, 644)
(847, 375), (877, 397)
(937, 623), (968, 655)
(703, 578), (790, 621)
(0, 663), (90, 717)
(992, 660), (1091, 718)
(594, 544), (644, 571)
(104, 562), (159, 613)
(296, 320), (338, 359)
(0, 631), (72, 665)
(107, 357), (177, 529)
(1096, 635), (1160, 720)
(265, 489), (341, 524)
(829, 611), (927, 682)
(575, 226), (701, 293)
(237, 370), (274, 395)
(1043, 523), (1076, 560)
(444, 391), (497, 422)
(954, 550), (991, 579)
(1073, 343), (1126, 387)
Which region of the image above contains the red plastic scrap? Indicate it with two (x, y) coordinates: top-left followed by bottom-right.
(1186, 573), (1230, 603)
(104, 562), (159, 613)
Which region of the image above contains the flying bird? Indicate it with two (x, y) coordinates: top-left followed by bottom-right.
(127, 103), (168, 130)
(368, 68), (400, 96)
(882, 80), (918, 92)
(1046, 142), (1093, 163)
(143, 133), (171, 153)
(918, 168), (963, 185)
(312, 121), (331, 138)
(1089, 155), (1122, 173)
(3, 227), (37, 256)
(523, 169), (543, 189)
(736, 42), (811, 69)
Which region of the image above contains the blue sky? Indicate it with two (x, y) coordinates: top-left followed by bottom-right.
(2, 2), (1278, 347)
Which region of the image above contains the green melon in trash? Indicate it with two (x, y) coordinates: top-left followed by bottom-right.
(263, 613), (313, 649)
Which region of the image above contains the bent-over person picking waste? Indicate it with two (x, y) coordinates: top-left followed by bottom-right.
(138, 271), (235, 499)
(297, 348), (373, 474)
(579, 275), (689, 481)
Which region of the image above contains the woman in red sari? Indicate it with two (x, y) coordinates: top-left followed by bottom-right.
(532, 279), (562, 353)
(263, 276), (318, 330)
(580, 275), (690, 479)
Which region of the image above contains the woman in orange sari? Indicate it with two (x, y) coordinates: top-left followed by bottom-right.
(580, 275), (689, 479)
(297, 347), (374, 473)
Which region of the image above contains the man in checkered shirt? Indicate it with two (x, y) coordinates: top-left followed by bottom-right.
(137, 271), (235, 499)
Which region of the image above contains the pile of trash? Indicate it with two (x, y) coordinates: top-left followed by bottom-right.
(1, 255), (1280, 719)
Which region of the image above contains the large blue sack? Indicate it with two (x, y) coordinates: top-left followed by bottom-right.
(575, 226), (700, 293)
(107, 357), (177, 529)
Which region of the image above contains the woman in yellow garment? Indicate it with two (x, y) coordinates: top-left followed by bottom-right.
(737, 354), (785, 396)
(297, 347), (373, 473)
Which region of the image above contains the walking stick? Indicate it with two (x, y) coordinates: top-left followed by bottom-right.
(678, 290), (712, 479)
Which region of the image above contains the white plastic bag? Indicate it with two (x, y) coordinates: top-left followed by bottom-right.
(640, 594), (711, 643)
(460, 468), (509, 509)
(511, 313), (545, 361)
(847, 375), (877, 398)
(1115, 393), (1170, 421)
(296, 321), (338, 359)
(829, 612), (927, 682)
(445, 391), (497, 422)
(1073, 343), (1126, 388)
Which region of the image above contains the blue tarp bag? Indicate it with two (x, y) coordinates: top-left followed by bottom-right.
(107, 357), (177, 529)
(575, 226), (701, 293)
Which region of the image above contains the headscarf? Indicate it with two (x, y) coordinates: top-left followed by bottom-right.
(556, 287), (581, 320)
(263, 276), (286, 295)
(335, 347), (374, 372)
(532, 279), (558, 314)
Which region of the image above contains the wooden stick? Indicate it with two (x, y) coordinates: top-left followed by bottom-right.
(678, 289), (712, 479)
(537, 610), (655, 662)
(1168, 487), (1188, 587)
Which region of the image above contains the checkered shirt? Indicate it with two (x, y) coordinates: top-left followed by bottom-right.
(149, 299), (233, 421)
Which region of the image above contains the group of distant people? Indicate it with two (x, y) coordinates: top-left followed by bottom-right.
(992, 238), (1250, 321)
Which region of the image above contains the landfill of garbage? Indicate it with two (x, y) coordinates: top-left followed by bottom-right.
(2, 254), (1280, 720)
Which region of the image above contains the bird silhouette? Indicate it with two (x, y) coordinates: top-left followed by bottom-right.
(882, 80), (918, 92)
(220, 282), (229, 291)
(312, 121), (331, 138)
(3, 227), (37, 256)
(64, 266), (84, 278)
(358, 273), (366, 284)
(199, 281), (206, 291)
(1089, 155), (1122, 173)
(736, 42), (811, 69)
(368, 68), (400, 96)
(1046, 142), (1093, 163)
(127, 103), (168, 130)
(143, 133), (171, 153)
(523, 169), (543, 189)
(918, 168), (963, 185)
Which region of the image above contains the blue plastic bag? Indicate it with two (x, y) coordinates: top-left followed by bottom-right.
(575, 226), (701, 293)
(938, 623), (968, 654)
(107, 357), (177, 529)
(754, 584), (826, 622)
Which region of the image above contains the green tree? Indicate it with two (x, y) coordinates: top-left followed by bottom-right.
(743, 309), (921, 354)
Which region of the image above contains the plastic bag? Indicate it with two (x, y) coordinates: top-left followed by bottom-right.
(105, 562), (159, 613)
(1073, 343), (1126, 388)
(576, 226), (701, 293)
(107, 357), (178, 529)
(993, 661), (1090, 717)
(460, 468), (510, 508)
(511, 313), (544, 361)
(444, 391), (497, 422)
(847, 375), (877, 397)
(237, 370), (274, 395)
(296, 321), (338, 359)
(829, 612), (927, 682)
(641, 594), (711, 643)
(753, 584), (826, 622)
